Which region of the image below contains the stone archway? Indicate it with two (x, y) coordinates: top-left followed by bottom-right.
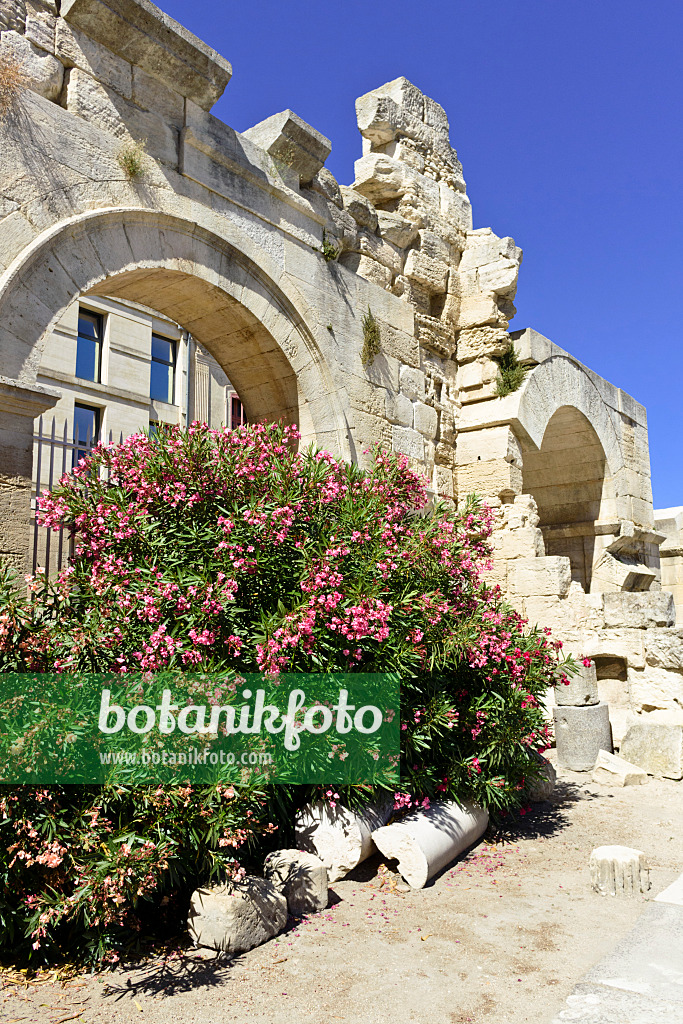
(521, 406), (615, 592)
(0, 207), (351, 569)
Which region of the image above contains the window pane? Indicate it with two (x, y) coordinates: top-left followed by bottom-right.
(152, 335), (174, 365)
(73, 404), (100, 466)
(75, 336), (99, 382)
(76, 310), (102, 383)
(77, 311), (101, 340)
(150, 360), (173, 404)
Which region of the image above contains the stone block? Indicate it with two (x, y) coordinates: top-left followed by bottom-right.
(356, 231), (404, 274)
(644, 627), (683, 670)
(263, 849), (328, 917)
(628, 665), (683, 713)
(495, 525), (544, 560)
(372, 801), (488, 889)
(243, 109), (331, 185)
(414, 401), (437, 439)
(25, 13), (56, 54)
(591, 749), (649, 787)
(555, 661), (599, 707)
(66, 68), (178, 167)
(377, 210), (419, 248)
(295, 801), (392, 883)
(392, 425), (424, 461)
(603, 592), (676, 629)
(404, 248), (449, 294)
(353, 152), (417, 204)
(399, 364), (425, 401)
(386, 391), (413, 428)
(456, 326), (511, 360)
(590, 846), (650, 896)
(339, 252), (392, 290)
(526, 753), (557, 802)
(620, 720), (683, 779)
(439, 183), (472, 233)
(553, 703), (613, 771)
(339, 186), (378, 232)
(61, 0), (232, 109)
(56, 20), (132, 98)
(131, 66), (184, 126)
(0, 31), (63, 102)
(459, 228), (520, 271)
(509, 556), (572, 598)
(592, 550), (657, 593)
(455, 295), (502, 330)
(308, 167), (343, 208)
(188, 877), (287, 954)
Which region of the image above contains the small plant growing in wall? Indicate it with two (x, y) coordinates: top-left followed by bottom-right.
(494, 343), (528, 397)
(319, 229), (339, 263)
(0, 53), (27, 119)
(361, 306), (381, 367)
(117, 139), (147, 181)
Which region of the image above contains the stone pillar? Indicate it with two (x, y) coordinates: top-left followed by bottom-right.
(0, 378), (59, 576)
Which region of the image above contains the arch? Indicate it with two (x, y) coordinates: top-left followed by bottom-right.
(514, 354), (625, 483)
(522, 406), (615, 591)
(0, 207), (350, 455)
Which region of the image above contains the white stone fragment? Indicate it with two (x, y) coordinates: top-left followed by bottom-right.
(589, 846), (650, 896)
(591, 749), (649, 787)
(372, 801), (489, 889)
(263, 848), (328, 916)
(294, 801), (392, 883)
(188, 877), (287, 954)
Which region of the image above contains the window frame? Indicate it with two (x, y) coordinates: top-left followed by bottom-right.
(150, 333), (177, 405)
(75, 307), (104, 384)
(72, 402), (101, 467)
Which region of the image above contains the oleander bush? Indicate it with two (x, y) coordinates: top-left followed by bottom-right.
(0, 422), (573, 965)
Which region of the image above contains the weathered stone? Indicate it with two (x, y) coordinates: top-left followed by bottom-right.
(263, 849), (328, 917)
(0, 30), (63, 102)
(604, 592), (676, 629)
(0, 0), (25, 34)
(555, 660), (599, 707)
(590, 846), (650, 896)
(307, 166), (343, 208)
(386, 391), (413, 427)
(414, 401), (437, 439)
(377, 210), (419, 248)
(66, 68), (178, 166)
(591, 749), (649, 787)
(295, 801), (392, 883)
(188, 878), (287, 954)
(509, 557), (572, 598)
(243, 109), (331, 185)
(61, 0), (232, 109)
(339, 186), (378, 232)
(620, 720), (683, 779)
(644, 627), (683, 670)
(553, 703), (613, 771)
(56, 20), (132, 98)
(372, 801), (488, 889)
(25, 13), (56, 54)
(526, 753), (557, 802)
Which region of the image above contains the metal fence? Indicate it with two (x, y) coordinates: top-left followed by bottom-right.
(31, 417), (122, 579)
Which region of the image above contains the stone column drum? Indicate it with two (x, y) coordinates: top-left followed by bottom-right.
(553, 661), (613, 771)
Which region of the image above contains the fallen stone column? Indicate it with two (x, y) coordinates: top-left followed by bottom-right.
(371, 800), (489, 889)
(264, 849), (328, 916)
(590, 846), (650, 896)
(188, 877), (287, 954)
(294, 800), (393, 882)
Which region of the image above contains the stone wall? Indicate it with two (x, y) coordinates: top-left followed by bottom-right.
(0, 0), (682, 724)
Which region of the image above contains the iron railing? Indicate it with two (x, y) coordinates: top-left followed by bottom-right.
(31, 417), (122, 579)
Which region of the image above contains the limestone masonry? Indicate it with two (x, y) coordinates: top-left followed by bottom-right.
(1, 0), (682, 741)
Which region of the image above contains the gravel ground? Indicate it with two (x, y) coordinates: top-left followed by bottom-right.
(2, 766), (682, 1024)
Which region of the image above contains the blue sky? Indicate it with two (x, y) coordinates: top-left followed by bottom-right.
(161, 0), (682, 509)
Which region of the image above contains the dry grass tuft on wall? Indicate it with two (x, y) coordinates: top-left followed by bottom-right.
(0, 53), (28, 119)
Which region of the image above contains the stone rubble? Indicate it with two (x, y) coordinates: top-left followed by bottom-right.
(263, 848), (328, 917)
(188, 877), (287, 954)
(589, 846), (650, 897)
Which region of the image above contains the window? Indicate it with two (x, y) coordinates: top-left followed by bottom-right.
(72, 403), (100, 466)
(150, 334), (176, 404)
(230, 394), (245, 428)
(75, 309), (103, 383)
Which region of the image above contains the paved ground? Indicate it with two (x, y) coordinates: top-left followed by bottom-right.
(2, 764), (682, 1024)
